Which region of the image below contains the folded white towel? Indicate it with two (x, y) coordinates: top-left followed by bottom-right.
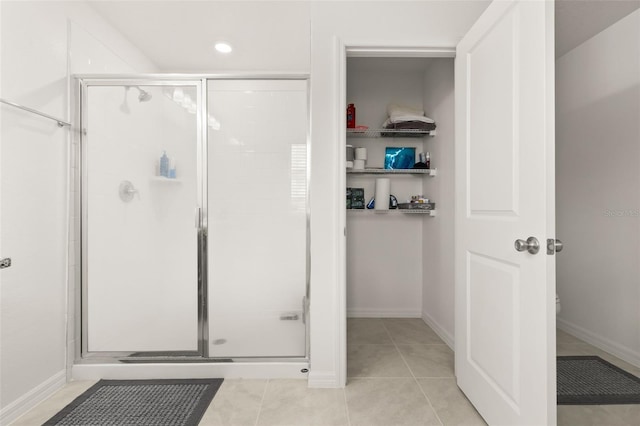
(387, 103), (424, 118)
(383, 115), (435, 126)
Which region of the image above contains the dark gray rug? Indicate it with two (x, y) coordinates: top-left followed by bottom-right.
(43, 378), (223, 425)
(557, 356), (640, 404)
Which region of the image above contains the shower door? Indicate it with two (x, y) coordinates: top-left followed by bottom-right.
(80, 80), (204, 355)
(207, 79), (309, 358)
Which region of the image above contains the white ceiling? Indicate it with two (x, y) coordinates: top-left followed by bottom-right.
(88, 1), (312, 72)
(89, 0), (640, 71)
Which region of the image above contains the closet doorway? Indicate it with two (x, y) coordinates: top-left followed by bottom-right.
(339, 2), (558, 419)
(343, 51), (475, 420)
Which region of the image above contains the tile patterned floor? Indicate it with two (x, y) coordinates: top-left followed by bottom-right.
(10, 321), (640, 425)
(11, 318), (483, 426)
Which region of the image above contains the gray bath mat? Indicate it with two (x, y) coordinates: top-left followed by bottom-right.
(44, 378), (223, 425)
(557, 356), (640, 404)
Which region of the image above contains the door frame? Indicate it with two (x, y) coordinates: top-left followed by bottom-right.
(335, 43), (456, 387)
(336, 40), (555, 421)
(75, 77), (207, 359)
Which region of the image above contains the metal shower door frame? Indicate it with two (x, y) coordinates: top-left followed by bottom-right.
(76, 77), (208, 360)
(74, 74), (310, 363)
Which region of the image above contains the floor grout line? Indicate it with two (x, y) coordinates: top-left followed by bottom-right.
(389, 320), (445, 426)
(342, 387), (352, 426)
(253, 378), (270, 426)
(414, 376), (445, 426)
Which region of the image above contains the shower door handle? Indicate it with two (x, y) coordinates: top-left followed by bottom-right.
(195, 207), (202, 229)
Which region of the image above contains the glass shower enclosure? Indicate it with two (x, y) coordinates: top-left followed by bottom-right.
(76, 77), (309, 361)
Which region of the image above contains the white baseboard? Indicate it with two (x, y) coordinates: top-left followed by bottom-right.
(307, 371), (341, 388)
(347, 309), (422, 318)
(0, 370), (66, 425)
(557, 318), (640, 369)
(422, 310), (455, 350)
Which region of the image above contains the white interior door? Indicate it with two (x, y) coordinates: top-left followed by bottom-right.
(454, 1), (556, 425)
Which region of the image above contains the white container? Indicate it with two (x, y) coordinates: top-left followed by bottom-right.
(374, 178), (390, 210)
(353, 159), (365, 170)
(346, 145), (354, 161)
(355, 147), (367, 160)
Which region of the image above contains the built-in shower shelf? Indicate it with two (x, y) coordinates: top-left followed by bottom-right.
(151, 176), (182, 183)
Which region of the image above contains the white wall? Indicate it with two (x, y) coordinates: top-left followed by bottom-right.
(308, 0), (489, 387)
(556, 9), (640, 367)
(421, 59), (455, 348)
(0, 1), (156, 423)
(346, 61), (427, 318)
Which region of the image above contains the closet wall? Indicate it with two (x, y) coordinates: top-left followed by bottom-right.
(346, 58), (427, 318)
(421, 60), (455, 346)
(346, 58), (456, 345)
(556, 9), (640, 367)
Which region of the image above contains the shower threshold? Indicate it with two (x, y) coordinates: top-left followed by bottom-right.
(72, 358), (310, 381)
(120, 357), (234, 364)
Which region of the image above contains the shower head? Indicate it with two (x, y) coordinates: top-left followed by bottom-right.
(124, 86), (153, 103)
(137, 88), (152, 102)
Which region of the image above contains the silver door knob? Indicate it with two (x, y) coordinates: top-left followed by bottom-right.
(547, 238), (563, 254)
(514, 237), (540, 254)
(555, 239), (563, 253)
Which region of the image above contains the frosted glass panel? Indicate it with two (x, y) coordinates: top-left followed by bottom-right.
(85, 84), (199, 352)
(208, 80), (308, 357)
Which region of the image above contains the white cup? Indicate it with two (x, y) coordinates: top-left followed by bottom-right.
(346, 161), (354, 169)
(353, 159), (365, 170)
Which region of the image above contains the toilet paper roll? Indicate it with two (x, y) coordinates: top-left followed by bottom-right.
(353, 159), (365, 170)
(346, 161), (354, 169)
(375, 178), (390, 210)
(346, 145), (355, 161)
(355, 147), (367, 160)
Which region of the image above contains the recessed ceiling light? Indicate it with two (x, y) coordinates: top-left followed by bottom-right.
(215, 42), (232, 54)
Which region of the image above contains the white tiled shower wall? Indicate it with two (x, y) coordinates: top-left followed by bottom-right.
(0, 2), (156, 423)
(68, 17), (159, 368)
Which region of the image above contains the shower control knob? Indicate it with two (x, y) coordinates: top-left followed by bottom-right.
(514, 237), (540, 255)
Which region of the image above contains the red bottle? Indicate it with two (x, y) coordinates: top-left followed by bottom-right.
(347, 103), (356, 128)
